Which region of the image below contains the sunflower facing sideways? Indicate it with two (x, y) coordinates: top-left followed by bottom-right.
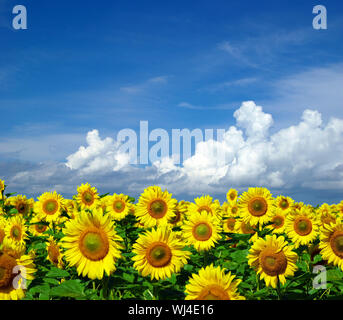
(34, 191), (64, 223)
(46, 236), (64, 269)
(238, 187), (274, 229)
(76, 183), (100, 211)
(0, 239), (36, 300)
(132, 227), (191, 280)
(319, 221), (343, 271)
(135, 186), (177, 228)
(0, 179), (4, 199)
(7, 195), (34, 217)
(285, 207), (320, 248)
(168, 200), (188, 227)
(29, 215), (49, 237)
(187, 195), (222, 222)
(266, 208), (287, 235)
(62, 208), (123, 280)
(182, 211), (222, 252)
(105, 193), (132, 221)
(185, 264), (245, 300)
(248, 234), (298, 288)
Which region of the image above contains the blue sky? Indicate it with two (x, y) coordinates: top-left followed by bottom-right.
(1, 0), (343, 204)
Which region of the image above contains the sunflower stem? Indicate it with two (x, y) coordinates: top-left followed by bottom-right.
(276, 276), (282, 300)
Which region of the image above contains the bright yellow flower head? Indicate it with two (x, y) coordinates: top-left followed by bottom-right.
(187, 195), (222, 222)
(248, 234), (298, 288)
(5, 215), (28, 248)
(76, 183), (100, 210)
(135, 186), (177, 228)
(274, 195), (294, 214)
(132, 227), (191, 281)
(46, 236), (64, 269)
(0, 179), (4, 199)
(238, 187), (274, 229)
(285, 207), (320, 248)
(319, 221), (343, 271)
(7, 195), (34, 216)
(105, 193), (132, 221)
(185, 264), (245, 300)
(266, 208), (287, 234)
(62, 208), (123, 280)
(182, 211), (222, 252)
(34, 191), (64, 223)
(226, 188), (238, 204)
(168, 200), (188, 227)
(0, 240), (36, 300)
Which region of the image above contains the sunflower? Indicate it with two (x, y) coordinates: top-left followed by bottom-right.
(223, 216), (238, 234)
(185, 264), (245, 300)
(238, 187), (274, 229)
(0, 240), (36, 300)
(64, 199), (79, 219)
(336, 201), (343, 218)
(76, 183), (100, 210)
(106, 193), (131, 221)
(7, 195), (34, 217)
(266, 208), (287, 234)
(34, 191), (64, 223)
(132, 227), (191, 280)
(0, 179), (4, 199)
(135, 186), (177, 228)
(234, 219), (257, 236)
(46, 236), (64, 269)
(274, 196), (294, 214)
(168, 200), (188, 227)
(247, 234), (298, 288)
(319, 221), (343, 271)
(187, 195), (222, 222)
(285, 207), (320, 248)
(317, 204), (337, 228)
(61, 208), (123, 280)
(29, 215), (49, 237)
(182, 211), (222, 252)
(226, 189), (238, 204)
(5, 215), (28, 248)
(0, 218), (6, 245)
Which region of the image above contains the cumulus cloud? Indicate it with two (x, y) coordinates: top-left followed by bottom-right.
(2, 101), (343, 204)
(65, 129), (130, 173)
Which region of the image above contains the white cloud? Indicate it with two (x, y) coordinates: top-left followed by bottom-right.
(2, 101), (343, 204)
(65, 129), (130, 174)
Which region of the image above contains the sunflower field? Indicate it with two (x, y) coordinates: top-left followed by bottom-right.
(0, 178), (343, 300)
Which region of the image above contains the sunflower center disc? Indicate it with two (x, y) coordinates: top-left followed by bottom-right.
(35, 224), (47, 233)
(229, 193), (236, 201)
(330, 233), (343, 258)
(272, 216), (284, 228)
(193, 223), (212, 241)
(147, 243), (172, 267)
(83, 192), (94, 204)
(248, 197), (268, 217)
(44, 200), (58, 215)
(80, 231), (109, 261)
(114, 201), (124, 212)
(198, 285), (230, 300)
(170, 211), (181, 224)
(226, 218), (236, 231)
(0, 253), (18, 288)
(231, 207), (238, 215)
(260, 249), (288, 277)
(18, 203), (27, 214)
(11, 227), (21, 239)
(149, 200), (167, 218)
(280, 200), (289, 209)
(294, 218), (312, 236)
